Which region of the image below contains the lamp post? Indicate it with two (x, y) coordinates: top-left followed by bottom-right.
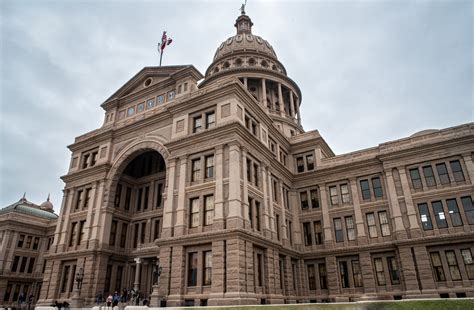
(76, 267), (84, 290)
(151, 258), (163, 307)
(71, 267), (84, 308)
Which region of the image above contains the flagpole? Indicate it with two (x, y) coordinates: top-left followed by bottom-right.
(159, 49), (163, 67)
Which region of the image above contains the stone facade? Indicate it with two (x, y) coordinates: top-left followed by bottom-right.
(17, 12), (474, 307)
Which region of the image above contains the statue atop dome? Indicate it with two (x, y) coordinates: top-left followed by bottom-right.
(240, 0), (247, 15)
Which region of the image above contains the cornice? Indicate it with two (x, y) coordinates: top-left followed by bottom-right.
(61, 163), (110, 185)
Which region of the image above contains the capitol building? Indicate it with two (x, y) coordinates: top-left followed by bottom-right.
(1, 10), (473, 307)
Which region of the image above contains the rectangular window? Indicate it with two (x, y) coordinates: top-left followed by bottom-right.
(352, 260), (363, 287)
(27, 257), (35, 273)
(255, 201), (261, 231)
(418, 203), (433, 230)
(366, 213), (378, 238)
(340, 184), (350, 203)
(192, 159), (201, 182)
(120, 223), (128, 247)
(432, 201), (448, 229)
(133, 223), (139, 248)
(445, 250), (461, 280)
(319, 263), (328, 289)
(314, 221), (323, 245)
(253, 163), (259, 187)
(19, 257), (28, 272)
(17, 234), (25, 248)
(75, 190), (83, 209)
(188, 252), (198, 286)
(446, 199), (463, 226)
(115, 266), (123, 293)
(204, 195), (214, 226)
(372, 177), (383, 198)
(193, 116), (202, 133)
(190, 198), (200, 228)
(125, 187), (132, 210)
(296, 157), (304, 173)
(345, 216), (356, 241)
(136, 187), (143, 211)
(423, 166), (437, 187)
(410, 168), (423, 189)
(436, 163), (450, 184)
(360, 180), (371, 200)
(154, 219), (160, 240)
(276, 214), (280, 241)
(256, 253), (263, 287)
(307, 264), (316, 290)
(387, 256), (400, 285)
(430, 252), (446, 281)
(303, 222), (312, 246)
(203, 251), (212, 285)
(339, 261), (349, 288)
(300, 192), (309, 210)
(450, 160), (465, 182)
(306, 154), (314, 170)
(461, 196), (474, 225)
(12, 256), (20, 272)
(334, 218), (344, 242)
(3, 284), (12, 302)
(143, 186), (149, 210)
(310, 189), (319, 208)
(140, 222), (146, 244)
(330, 186), (338, 205)
(156, 183), (163, 207)
(205, 155), (214, 179)
(461, 249), (474, 279)
(378, 211), (391, 236)
(246, 159), (252, 182)
(104, 265), (112, 293)
(78, 220), (85, 245)
(110, 220), (117, 246)
(25, 236), (32, 249)
(374, 258), (386, 286)
(115, 183), (122, 208)
(206, 112), (215, 129)
(69, 222), (77, 247)
(84, 188), (92, 209)
(61, 265), (70, 293)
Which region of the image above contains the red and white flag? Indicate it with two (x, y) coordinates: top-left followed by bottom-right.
(160, 31), (173, 52)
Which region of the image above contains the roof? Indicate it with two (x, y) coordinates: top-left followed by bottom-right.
(0, 197), (58, 220)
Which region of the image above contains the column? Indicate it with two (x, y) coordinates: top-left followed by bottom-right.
(261, 78), (267, 107)
(277, 83), (284, 117)
(359, 252), (376, 297)
(84, 181), (98, 248)
(225, 239), (247, 299)
(462, 152), (474, 184)
(52, 189), (68, 251)
(162, 158), (177, 238)
(349, 179), (367, 243)
(133, 258), (141, 291)
(398, 167), (421, 236)
(319, 185), (333, 247)
(228, 143), (243, 229)
(145, 218), (152, 243)
(384, 168), (407, 238)
(242, 149), (250, 228)
(289, 91), (295, 118)
(174, 157), (187, 236)
(266, 168), (276, 240)
(243, 77), (248, 88)
(208, 240), (226, 305)
(261, 166), (271, 237)
(295, 97), (301, 125)
(397, 246), (421, 297)
(279, 180), (288, 244)
(58, 189), (75, 248)
(214, 146), (225, 229)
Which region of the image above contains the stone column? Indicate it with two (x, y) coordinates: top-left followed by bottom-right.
(384, 168), (407, 239)
(208, 240), (226, 305)
(174, 157), (188, 236)
(398, 167), (421, 236)
(83, 182), (98, 249)
(242, 148), (250, 229)
(289, 91), (295, 118)
(52, 189), (68, 251)
(162, 158), (177, 238)
(349, 179), (367, 243)
(277, 83), (284, 117)
(261, 78), (267, 107)
(58, 189), (75, 249)
(214, 146), (225, 229)
(462, 152), (474, 184)
(359, 252), (376, 298)
(89, 180), (105, 249)
(225, 238), (247, 300)
(228, 143), (243, 229)
(326, 256), (340, 300)
(319, 185), (333, 248)
(397, 246), (422, 297)
(243, 77), (248, 88)
(133, 257), (142, 292)
(279, 180), (288, 244)
(261, 166), (271, 237)
(295, 97), (301, 125)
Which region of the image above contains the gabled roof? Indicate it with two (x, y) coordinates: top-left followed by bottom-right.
(0, 197), (58, 220)
(102, 65), (204, 106)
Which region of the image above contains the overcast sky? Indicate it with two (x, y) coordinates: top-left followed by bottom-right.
(0, 0), (472, 212)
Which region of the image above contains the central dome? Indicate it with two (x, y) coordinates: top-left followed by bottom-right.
(213, 14), (278, 62)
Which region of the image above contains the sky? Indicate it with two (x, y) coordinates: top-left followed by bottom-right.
(0, 0), (472, 212)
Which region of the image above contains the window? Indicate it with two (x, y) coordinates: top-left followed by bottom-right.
(360, 180), (371, 200)
(329, 186), (338, 205)
(188, 252), (197, 286)
(430, 252), (446, 281)
(372, 177), (383, 198)
(345, 216), (356, 241)
(203, 251), (212, 285)
(205, 155), (214, 179)
(140, 222), (146, 244)
(339, 261), (349, 288)
(84, 188), (92, 209)
(461, 249), (474, 279)
(374, 258), (385, 286)
(248, 198), (261, 231)
(146, 98), (155, 109)
(340, 184), (350, 203)
(157, 94), (165, 104)
(436, 163), (450, 184)
(423, 166), (437, 187)
(409, 168), (423, 189)
(115, 184), (122, 208)
(25, 236), (32, 249)
(61, 265), (71, 293)
(352, 260), (363, 287)
(387, 256), (400, 285)
(17, 234), (25, 248)
(319, 263), (328, 289)
(125, 187), (132, 210)
(432, 201), (448, 229)
(69, 222), (77, 247)
(153, 219), (160, 240)
(450, 160), (465, 182)
(300, 192), (309, 210)
(308, 265), (316, 290)
(378, 211), (391, 236)
(204, 195), (214, 226)
(133, 223), (139, 248)
(136, 102), (144, 113)
(418, 203), (433, 230)
(310, 189), (319, 209)
(314, 221), (323, 245)
(190, 198), (200, 228)
(253, 163), (259, 186)
(446, 199), (463, 226)
(296, 157), (304, 173)
(334, 218), (343, 242)
(120, 223), (128, 247)
(193, 116), (202, 133)
(256, 253), (263, 287)
(110, 220), (117, 246)
(206, 112), (215, 129)
(27, 257), (35, 273)
(461, 196), (474, 224)
(303, 222), (312, 246)
(244, 113), (258, 136)
(127, 106), (135, 116)
(306, 154), (314, 170)
(168, 90), (176, 101)
(366, 213), (377, 238)
(75, 190), (83, 209)
(33, 237), (39, 250)
(445, 250), (461, 280)
(12, 256), (20, 272)
(192, 159), (201, 182)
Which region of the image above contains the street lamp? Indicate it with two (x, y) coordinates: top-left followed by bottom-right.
(153, 262), (163, 285)
(76, 267), (84, 290)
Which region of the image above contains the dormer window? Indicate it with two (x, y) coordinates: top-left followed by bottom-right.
(81, 148), (99, 169)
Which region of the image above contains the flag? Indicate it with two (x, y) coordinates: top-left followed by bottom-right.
(160, 31), (173, 52)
